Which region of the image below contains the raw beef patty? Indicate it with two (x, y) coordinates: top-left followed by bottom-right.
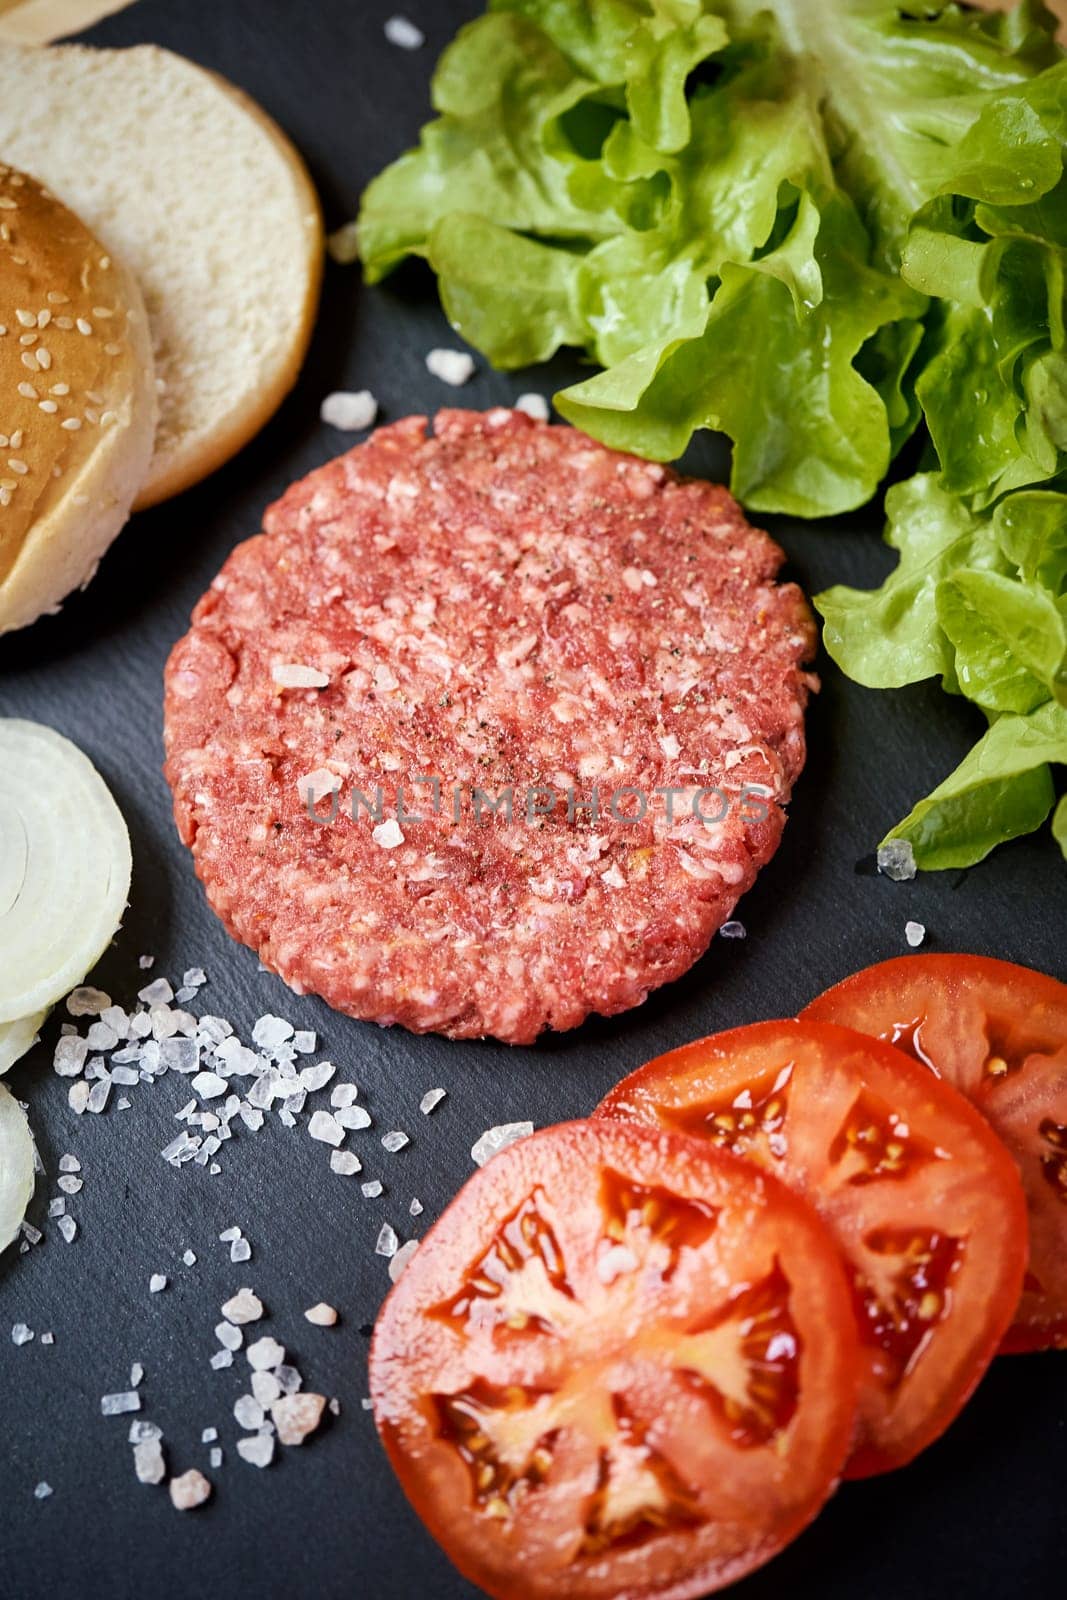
(164, 409), (815, 1043)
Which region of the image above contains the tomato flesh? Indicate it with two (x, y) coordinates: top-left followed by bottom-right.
(371, 1119), (859, 1600)
(597, 1020), (1027, 1478)
(802, 954), (1067, 1352)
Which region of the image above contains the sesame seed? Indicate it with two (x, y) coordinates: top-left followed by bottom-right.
(18, 333), (37, 347)
(76, 319), (93, 336)
(36, 348), (51, 370)
(16, 382), (37, 399)
(47, 292), (69, 304)
(92, 307), (113, 319)
(84, 409), (99, 425)
(100, 410), (118, 427)
(99, 256), (111, 269)
(0, 435), (6, 446)
(36, 310), (50, 328)
(0, 198), (17, 211)
(38, 400), (58, 413)
(10, 430), (22, 448)
(8, 458), (28, 474)
(104, 343), (121, 356)
(54, 317), (73, 330)
(20, 352), (37, 371)
(50, 383), (70, 396)
(15, 309), (34, 327)
(60, 418), (81, 432)
(0, 326), (5, 336)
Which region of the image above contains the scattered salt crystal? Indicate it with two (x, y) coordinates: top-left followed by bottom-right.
(183, 968), (207, 989)
(300, 1060), (335, 1092)
(85, 1078), (111, 1114)
(331, 1083), (359, 1109)
(129, 1420), (161, 1444)
(222, 1288), (263, 1325)
(877, 839), (917, 881)
(216, 1322), (244, 1353)
(336, 1105), (371, 1131)
(40, 1332), (54, 1346)
(298, 767), (341, 805)
(201, 1427), (217, 1444)
(276, 1364), (302, 1395)
(133, 1438), (165, 1484)
(130, 1363), (144, 1387)
(169, 1469), (211, 1510)
(320, 389), (378, 430)
(252, 1015), (294, 1051)
(138, 978), (173, 1006)
(209, 1446), (223, 1468)
(57, 1216), (77, 1243)
(409, 1198), (423, 1216)
(161, 1038), (198, 1073)
(101, 1391), (141, 1416)
(293, 1031), (316, 1054)
(389, 1239), (419, 1282)
(239, 1105), (265, 1132)
(905, 920), (926, 947)
(375, 1224), (399, 1259)
(384, 14), (424, 49)
(111, 1067), (140, 1087)
(252, 1370), (282, 1408)
(234, 1394), (265, 1430)
(58, 1175), (82, 1195)
(419, 1088), (446, 1115)
(304, 1303), (338, 1327)
(247, 1336), (285, 1372)
(272, 1392), (326, 1446)
(58, 1154), (80, 1174)
(330, 1149), (362, 1176)
(308, 1110), (344, 1147)
(219, 1226), (242, 1243)
(191, 1071), (227, 1100)
(54, 1036), (88, 1077)
(237, 1434), (274, 1469)
(182, 1250), (197, 1267)
(361, 1179), (384, 1198)
(138, 955), (155, 970)
(515, 393), (549, 422)
(86, 1021), (119, 1052)
(719, 920), (746, 940)
(67, 986), (110, 1017)
(34, 1482), (52, 1500)
(472, 1122), (534, 1167)
(381, 1130), (409, 1153)
(12, 1323), (33, 1345)
(230, 1237), (252, 1264)
(149, 1275), (168, 1294)
(372, 818), (405, 849)
(360, 1398), (373, 1411)
(209, 1349), (234, 1371)
(68, 1081), (91, 1114)
(48, 1199), (66, 1218)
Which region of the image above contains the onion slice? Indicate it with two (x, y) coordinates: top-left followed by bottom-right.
(0, 1010), (48, 1076)
(0, 720), (132, 1023)
(0, 1082), (34, 1255)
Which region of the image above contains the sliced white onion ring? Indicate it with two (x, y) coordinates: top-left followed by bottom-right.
(0, 1081), (34, 1255)
(0, 1009), (48, 1076)
(0, 720), (132, 1023)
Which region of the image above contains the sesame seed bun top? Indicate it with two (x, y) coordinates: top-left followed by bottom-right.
(0, 163), (156, 633)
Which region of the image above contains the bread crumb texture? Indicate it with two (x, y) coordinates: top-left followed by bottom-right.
(0, 43), (322, 504)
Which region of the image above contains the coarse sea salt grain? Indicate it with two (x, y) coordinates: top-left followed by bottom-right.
(515, 393), (549, 422)
(237, 1434), (275, 1469)
(230, 1237), (252, 1264)
(252, 1370), (282, 1408)
(182, 1250), (197, 1267)
(336, 1105), (371, 1131)
(375, 1224), (399, 1259)
(169, 1469), (211, 1511)
(304, 1303), (338, 1327)
(361, 1179), (383, 1198)
(877, 839), (917, 882)
(320, 389), (378, 431)
(905, 920), (927, 947)
(381, 1130), (409, 1153)
(271, 663), (331, 690)
(331, 1083), (359, 1109)
(419, 1088), (446, 1115)
(330, 1150), (361, 1177)
(234, 1394), (265, 1431)
(133, 1438), (166, 1485)
(222, 1288), (263, 1325)
(149, 1274), (168, 1293)
(57, 1216), (77, 1244)
(216, 1322), (243, 1353)
(209, 1349), (234, 1371)
(389, 1240), (419, 1283)
(308, 1110), (344, 1147)
(12, 1323), (33, 1345)
(34, 1482), (52, 1500)
(247, 1336), (285, 1372)
(372, 818), (404, 850)
(67, 986), (111, 1017)
(425, 348), (474, 386)
(384, 14), (424, 48)
(101, 1391), (141, 1416)
(58, 1154), (80, 1174)
(472, 1122), (534, 1167)
(719, 920), (746, 940)
(209, 1446), (223, 1468)
(409, 1198), (423, 1216)
(272, 1392), (326, 1446)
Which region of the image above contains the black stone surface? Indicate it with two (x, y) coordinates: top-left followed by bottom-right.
(0, 3), (1063, 1597)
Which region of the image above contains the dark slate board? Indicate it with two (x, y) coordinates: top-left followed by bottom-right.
(0, 3), (1063, 1597)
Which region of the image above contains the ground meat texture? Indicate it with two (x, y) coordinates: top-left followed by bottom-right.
(164, 409), (815, 1044)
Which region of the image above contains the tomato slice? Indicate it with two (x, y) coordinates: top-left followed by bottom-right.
(596, 1020), (1027, 1479)
(802, 953), (1067, 1354)
(371, 1119), (858, 1600)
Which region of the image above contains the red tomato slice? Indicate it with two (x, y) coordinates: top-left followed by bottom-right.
(596, 1020), (1027, 1479)
(371, 1119), (859, 1600)
(802, 953), (1067, 1353)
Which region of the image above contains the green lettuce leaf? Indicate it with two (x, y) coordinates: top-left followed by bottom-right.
(935, 568), (1067, 713)
(883, 700), (1067, 869)
(1053, 792), (1067, 858)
